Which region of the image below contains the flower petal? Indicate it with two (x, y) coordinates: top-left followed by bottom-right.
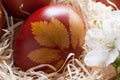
(84, 49), (108, 67)
(84, 48), (118, 67)
(106, 49), (119, 66)
(85, 28), (103, 49)
(115, 36), (120, 51)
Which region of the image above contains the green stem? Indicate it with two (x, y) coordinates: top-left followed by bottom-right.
(113, 64), (120, 80)
(112, 58), (120, 80)
(115, 67), (119, 79)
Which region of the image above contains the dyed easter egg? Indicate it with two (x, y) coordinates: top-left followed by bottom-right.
(1, 0), (51, 18)
(96, 0), (120, 10)
(14, 5), (86, 73)
(0, 2), (3, 34)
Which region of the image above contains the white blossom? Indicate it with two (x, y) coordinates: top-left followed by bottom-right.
(84, 11), (120, 67)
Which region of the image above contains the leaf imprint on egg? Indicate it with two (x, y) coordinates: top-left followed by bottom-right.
(28, 9), (85, 63)
(28, 17), (69, 63)
(28, 48), (61, 63)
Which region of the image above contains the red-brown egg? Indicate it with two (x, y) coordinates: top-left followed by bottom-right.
(96, 0), (120, 10)
(0, 2), (3, 34)
(1, 0), (51, 19)
(14, 5), (86, 73)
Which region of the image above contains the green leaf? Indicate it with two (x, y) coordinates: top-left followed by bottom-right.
(113, 57), (120, 67)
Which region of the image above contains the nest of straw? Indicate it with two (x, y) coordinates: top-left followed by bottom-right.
(0, 0), (116, 80)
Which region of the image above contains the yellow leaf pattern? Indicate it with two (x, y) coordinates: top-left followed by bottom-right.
(28, 9), (85, 65)
(31, 18), (69, 49)
(28, 48), (61, 63)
